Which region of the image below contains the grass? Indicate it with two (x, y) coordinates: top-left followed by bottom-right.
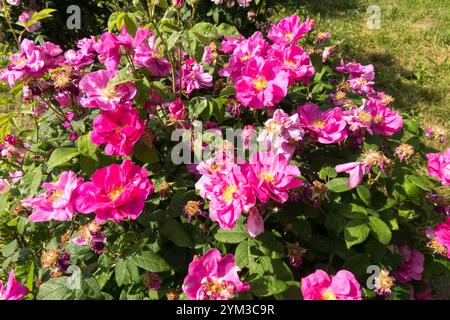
(277, 0), (450, 128)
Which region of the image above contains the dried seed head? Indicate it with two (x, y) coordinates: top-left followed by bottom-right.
(41, 249), (59, 269)
(166, 289), (180, 300)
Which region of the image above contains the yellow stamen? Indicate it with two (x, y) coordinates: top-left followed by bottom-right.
(253, 76), (267, 91)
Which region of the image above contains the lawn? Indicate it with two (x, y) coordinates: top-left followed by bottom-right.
(276, 0), (450, 130)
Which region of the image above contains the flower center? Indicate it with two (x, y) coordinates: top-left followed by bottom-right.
(253, 76), (267, 91)
(358, 110), (372, 123)
(49, 189), (63, 203)
(258, 171), (275, 183)
(200, 276), (236, 300)
(101, 86), (117, 100)
(321, 289), (337, 300)
(223, 185), (238, 202)
(284, 59), (297, 67)
(373, 114), (384, 124)
(109, 185), (125, 201)
(374, 270), (395, 295)
(284, 32), (293, 40)
(427, 239), (448, 257)
(240, 54), (251, 62)
(312, 118), (326, 129)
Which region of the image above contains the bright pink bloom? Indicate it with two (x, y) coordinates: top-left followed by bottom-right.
(362, 98), (403, 135)
(336, 60), (375, 95)
(133, 32), (171, 77)
(22, 171), (83, 222)
(268, 15), (315, 45)
(297, 103), (348, 144)
(270, 44), (315, 85)
(244, 151), (301, 203)
(90, 103), (146, 156)
(220, 32), (269, 81)
(167, 98), (186, 120)
(0, 39), (61, 87)
(79, 70), (136, 111)
(182, 249), (250, 300)
(235, 57), (289, 109)
(181, 59), (213, 94)
(0, 269), (29, 300)
(301, 269), (362, 300)
(427, 148), (450, 186)
(195, 163), (255, 229)
(393, 245), (424, 283)
(76, 160), (154, 222)
(335, 161), (367, 188)
(426, 217), (450, 259)
(63, 49), (95, 68)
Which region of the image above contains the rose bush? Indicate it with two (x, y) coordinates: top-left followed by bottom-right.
(0, 0), (449, 300)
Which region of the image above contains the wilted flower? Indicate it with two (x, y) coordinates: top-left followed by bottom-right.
(73, 221), (107, 254)
(374, 269), (395, 297)
(395, 144), (415, 162)
(286, 243), (306, 268)
(144, 272), (162, 290)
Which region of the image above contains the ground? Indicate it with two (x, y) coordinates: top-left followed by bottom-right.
(279, 0), (450, 128)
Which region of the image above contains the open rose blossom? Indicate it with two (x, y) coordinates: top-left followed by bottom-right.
(0, 269), (29, 300)
(90, 103), (146, 156)
(426, 148), (450, 186)
(244, 151), (302, 203)
(426, 217), (450, 259)
(182, 249), (249, 300)
(268, 15), (315, 45)
(76, 160), (154, 222)
(79, 70), (136, 111)
(195, 162), (256, 230)
(22, 171), (83, 222)
(301, 269), (362, 300)
(297, 103), (347, 144)
(235, 56), (289, 109)
(393, 245), (424, 283)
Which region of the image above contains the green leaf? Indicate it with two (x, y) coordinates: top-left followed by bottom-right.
(406, 175), (434, 191)
(133, 251), (172, 272)
(318, 166), (337, 180)
(250, 276), (288, 297)
(343, 253), (371, 279)
(133, 141), (159, 164)
(160, 219), (193, 247)
(115, 258), (130, 287)
(37, 277), (74, 300)
(47, 148), (79, 171)
(235, 240), (251, 269)
(77, 133), (99, 161)
(21, 166), (43, 197)
(357, 186), (371, 206)
(368, 216), (392, 245)
(214, 222), (248, 243)
(217, 23), (239, 37)
(344, 219), (370, 249)
(326, 178), (353, 193)
(256, 232), (285, 259)
(1, 240), (17, 257)
(191, 22), (218, 42)
(187, 96), (209, 118)
(403, 119), (420, 135)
